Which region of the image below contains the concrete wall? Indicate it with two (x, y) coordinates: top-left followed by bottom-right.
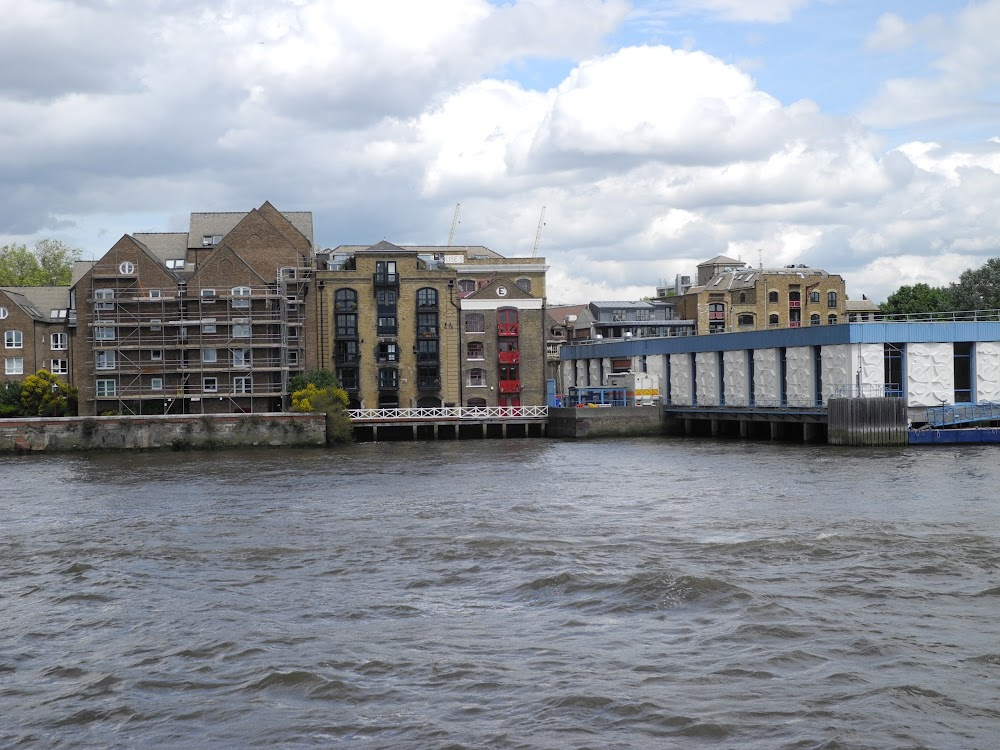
(0, 412), (326, 452)
(547, 406), (664, 438)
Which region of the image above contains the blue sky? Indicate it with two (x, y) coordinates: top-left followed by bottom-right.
(1, 0), (999, 304)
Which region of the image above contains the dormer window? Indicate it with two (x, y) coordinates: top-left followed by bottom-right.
(166, 259), (185, 269)
(201, 235), (222, 247)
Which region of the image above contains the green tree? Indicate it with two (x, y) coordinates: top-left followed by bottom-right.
(20, 369), (77, 416)
(289, 369), (340, 392)
(879, 283), (955, 317)
(0, 239), (81, 286)
(0, 381), (22, 417)
(949, 258), (1000, 313)
(289, 376), (352, 445)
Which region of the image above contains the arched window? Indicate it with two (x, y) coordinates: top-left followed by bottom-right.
(739, 292), (747, 303)
(334, 288), (357, 311)
(457, 279), (475, 297)
(416, 288), (438, 308)
(737, 313), (755, 326)
(827, 291), (838, 308)
(828, 314), (838, 325)
(810, 291), (820, 303)
(464, 312), (485, 333)
(768, 291), (779, 303)
(810, 313), (820, 326)
(497, 308), (518, 325)
(769, 313), (779, 326)
(516, 278), (531, 293)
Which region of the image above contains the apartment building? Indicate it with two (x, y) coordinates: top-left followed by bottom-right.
(1, 287), (72, 383)
(315, 242), (548, 408)
(676, 255), (847, 334)
(69, 201), (315, 416)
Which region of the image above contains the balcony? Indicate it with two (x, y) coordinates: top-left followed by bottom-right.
(708, 312), (725, 321)
(417, 377), (441, 390)
(789, 321), (802, 328)
(498, 350), (520, 365)
(497, 323), (519, 337)
(336, 352), (360, 365)
(788, 300), (801, 309)
(417, 326), (438, 338)
(377, 376), (399, 391)
(498, 379), (521, 394)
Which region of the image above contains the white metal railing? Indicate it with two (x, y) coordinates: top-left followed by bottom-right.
(348, 406), (548, 421)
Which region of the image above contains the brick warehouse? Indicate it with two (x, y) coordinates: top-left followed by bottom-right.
(1, 202), (549, 415)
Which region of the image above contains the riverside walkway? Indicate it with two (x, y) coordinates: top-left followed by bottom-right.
(347, 406), (548, 441)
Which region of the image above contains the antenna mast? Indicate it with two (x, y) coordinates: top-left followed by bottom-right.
(531, 206), (546, 257)
(447, 203), (461, 246)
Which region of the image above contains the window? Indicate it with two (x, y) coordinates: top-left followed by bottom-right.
(417, 288), (438, 308)
(288, 326), (299, 340)
(200, 288), (217, 301)
(498, 308), (518, 325)
(828, 314), (838, 324)
(96, 379), (116, 397)
(203, 377), (218, 393)
(338, 368), (358, 389)
(5, 330), (23, 348)
(288, 351), (299, 366)
(417, 312), (438, 337)
(233, 375), (252, 394)
(611, 308), (628, 321)
(377, 343), (399, 362)
(827, 291), (838, 308)
(417, 339), (438, 362)
(0, 307), (7, 319)
(233, 324), (251, 338)
(737, 313), (755, 326)
(467, 397), (487, 408)
(336, 314), (357, 337)
(467, 341), (484, 359)
(50, 359), (68, 375)
(374, 261), (397, 283)
(468, 368), (486, 387)
(50, 308), (68, 319)
(769, 313), (779, 326)
(202, 319), (217, 334)
(231, 287), (251, 308)
(498, 339), (518, 353)
(635, 309), (651, 321)
(150, 319), (161, 331)
(201, 234), (222, 246)
(499, 365), (519, 381)
(810, 291), (820, 303)
(166, 259), (185, 270)
(376, 289), (397, 307)
(515, 278), (531, 293)
(768, 291), (779, 303)
(954, 342), (973, 403)
(51, 332), (67, 350)
(336, 340), (357, 363)
(231, 348), (251, 367)
(457, 279), (476, 296)
(739, 292), (747, 303)
(334, 288), (357, 311)
(377, 316), (397, 335)
(810, 314), (821, 326)
(150, 377), (163, 391)
(94, 289), (115, 310)
(377, 368), (398, 389)
(150, 349), (162, 361)
(465, 313), (485, 333)
(5, 357), (23, 375)
(95, 327), (115, 341)
(96, 350), (116, 370)
(202, 348), (218, 363)
(118, 261), (135, 275)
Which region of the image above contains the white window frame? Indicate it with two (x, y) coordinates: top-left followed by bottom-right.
(50, 358), (68, 375)
(118, 261), (135, 275)
(202, 348), (218, 364)
(148, 289), (161, 299)
(150, 349), (163, 361)
(233, 375), (252, 394)
(96, 379), (116, 397)
(0, 307), (7, 319)
(150, 377), (163, 391)
(95, 350), (116, 370)
(5, 356), (24, 375)
(288, 350), (299, 366)
(467, 368), (487, 387)
(51, 332), (67, 350)
(233, 324), (251, 338)
(200, 288), (217, 302)
(94, 327), (115, 341)
(202, 318), (217, 334)
(231, 287), (251, 308)
(166, 259), (185, 270)
(50, 308), (68, 320)
(203, 377), (218, 393)
(231, 348), (251, 368)
(5, 330), (23, 349)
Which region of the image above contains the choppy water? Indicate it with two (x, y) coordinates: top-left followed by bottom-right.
(3, 438), (1000, 749)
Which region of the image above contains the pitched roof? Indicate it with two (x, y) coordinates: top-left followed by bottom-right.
(697, 254), (744, 267)
(187, 208), (313, 249)
(0, 286), (70, 321)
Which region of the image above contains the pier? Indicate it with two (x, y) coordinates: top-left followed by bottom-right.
(348, 406), (549, 442)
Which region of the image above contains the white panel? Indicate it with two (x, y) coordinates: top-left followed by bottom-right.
(460, 298), (544, 310)
(576, 359), (588, 387)
(561, 359), (576, 390)
(753, 349), (779, 406)
(907, 342), (954, 407)
(646, 354), (667, 399)
(588, 359), (601, 388)
(723, 350), (748, 406)
(695, 352), (719, 406)
(976, 342), (1000, 402)
(670, 353), (693, 406)
(856, 344), (885, 389)
(602, 358), (612, 385)
(785, 346), (814, 407)
(821, 345), (852, 402)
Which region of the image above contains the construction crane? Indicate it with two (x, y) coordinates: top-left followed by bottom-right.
(447, 203), (461, 246)
(531, 206), (546, 257)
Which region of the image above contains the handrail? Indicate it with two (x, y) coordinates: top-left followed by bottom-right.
(924, 402), (1000, 428)
(348, 406), (548, 421)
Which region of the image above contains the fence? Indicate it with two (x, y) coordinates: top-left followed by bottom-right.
(348, 406), (548, 421)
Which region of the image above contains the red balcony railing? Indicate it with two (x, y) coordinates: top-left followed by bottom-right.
(498, 351), (520, 364)
(789, 300), (801, 308)
(708, 312), (725, 320)
(498, 380), (521, 394)
(497, 323), (519, 337)
(789, 321), (802, 328)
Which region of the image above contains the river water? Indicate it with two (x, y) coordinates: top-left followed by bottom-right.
(2, 438), (1000, 749)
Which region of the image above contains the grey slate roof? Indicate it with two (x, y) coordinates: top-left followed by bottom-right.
(132, 232), (188, 265)
(328, 244), (502, 259)
(0, 286), (70, 321)
(70, 261), (97, 287)
(187, 210), (313, 249)
(697, 254), (743, 267)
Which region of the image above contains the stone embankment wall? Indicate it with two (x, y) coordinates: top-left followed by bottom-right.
(0, 413), (326, 453)
(547, 406), (664, 438)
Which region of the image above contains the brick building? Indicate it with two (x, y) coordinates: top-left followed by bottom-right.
(1, 287), (72, 383)
(676, 255), (847, 334)
(69, 201), (315, 416)
(315, 242), (548, 408)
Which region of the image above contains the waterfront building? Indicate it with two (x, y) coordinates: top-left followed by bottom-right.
(559, 319), (1000, 425)
(314, 242), (548, 409)
(675, 255), (848, 334)
(69, 201), (315, 416)
(0, 286), (72, 383)
(566, 300), (694, 341)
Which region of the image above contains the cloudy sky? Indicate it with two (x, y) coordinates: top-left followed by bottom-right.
(2, 0), (999, 304)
